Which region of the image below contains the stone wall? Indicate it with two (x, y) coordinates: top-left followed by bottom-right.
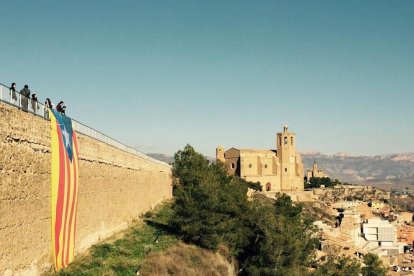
(0, 103), (172, 275)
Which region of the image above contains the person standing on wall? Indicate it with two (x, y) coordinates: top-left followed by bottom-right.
(56, 101), (64, 113)
(9, 82), (17, 105)
(44, 99), (50, 119)
(19, 85), (30, 111)
(46, 98), (55, 110)
(31, 94), (39, 114)
(44, 98), (55, 119)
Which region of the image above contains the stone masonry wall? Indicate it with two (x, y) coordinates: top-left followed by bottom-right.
(0, 103), (172, 275)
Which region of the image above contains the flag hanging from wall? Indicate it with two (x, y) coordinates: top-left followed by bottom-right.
(50, 109), (79, 271)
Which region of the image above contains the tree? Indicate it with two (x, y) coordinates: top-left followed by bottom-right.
(333, 179), (341, 185)
(306, 177), (335, 189)
(314, 256), (361, 276)
(170, 144), (251, 253)
(171, 144), (211, 190)
(239, 194), (318, 275)
(362, 253), (388, 276)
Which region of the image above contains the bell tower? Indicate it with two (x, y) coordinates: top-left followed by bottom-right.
(277, 125), (298, 191)
(312, 160), (318, 173)
(216, 145), (225, 163)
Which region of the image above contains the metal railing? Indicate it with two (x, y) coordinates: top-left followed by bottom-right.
(0, 83), (170, 167)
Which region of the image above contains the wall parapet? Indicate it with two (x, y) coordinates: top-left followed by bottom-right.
(0, 83), (169, 169)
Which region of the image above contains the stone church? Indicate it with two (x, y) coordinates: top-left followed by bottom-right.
(216, 126), (304, 193)
(305, 160), (329, 182)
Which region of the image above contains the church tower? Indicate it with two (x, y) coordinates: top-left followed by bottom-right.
(312, 160), (318, 174)
(216, 145), (225, 163)
(277, 125), (299, 191)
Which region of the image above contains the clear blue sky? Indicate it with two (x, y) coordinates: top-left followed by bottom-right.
(1, 0), (413, 156)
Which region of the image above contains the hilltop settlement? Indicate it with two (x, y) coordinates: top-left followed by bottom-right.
(217, 126), (414, 274)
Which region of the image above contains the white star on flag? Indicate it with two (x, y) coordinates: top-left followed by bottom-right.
(61, 125), (71, 149)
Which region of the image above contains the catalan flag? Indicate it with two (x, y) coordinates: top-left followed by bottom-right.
(50, 109), (79, 271)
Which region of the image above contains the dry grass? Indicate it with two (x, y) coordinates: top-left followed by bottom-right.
(43, 202), (236, 276)
(139, 242), (236, 276)
(44, 202), (178, 276)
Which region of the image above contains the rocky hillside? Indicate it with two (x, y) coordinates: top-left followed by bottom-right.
(302, 152), (414, 185)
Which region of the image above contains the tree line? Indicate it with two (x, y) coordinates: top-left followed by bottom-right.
(305, 177), (340, 189)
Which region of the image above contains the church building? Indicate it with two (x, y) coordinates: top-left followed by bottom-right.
(305, 160), (329, 182)
(216, 126), (304, 193)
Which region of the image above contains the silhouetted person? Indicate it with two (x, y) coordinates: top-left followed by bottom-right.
(31, 94), (39, 113)
(56, 101), (64, 113)
(19, 85), (30, 111)
(9, 83), (17, 104)
(61, 106), (66, 115)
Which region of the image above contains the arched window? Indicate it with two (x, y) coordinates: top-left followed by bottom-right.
(284, 136), (288, 145)
(249, 164), (252, 168)
(291, 137), (294, 145)
(266, 182), (271, 191)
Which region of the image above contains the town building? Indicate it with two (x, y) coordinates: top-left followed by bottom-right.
(396, 224), (414, 245)
(216, 125), (304, 193)
(305, 160), (329, 182)
(371, 201), (387, 213)
(360, 218), (403, 256)
(362, 219), (396, 246)
(331, 201), (373, 220)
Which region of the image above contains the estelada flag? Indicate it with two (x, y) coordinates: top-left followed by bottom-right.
(50, 109), (79, 270)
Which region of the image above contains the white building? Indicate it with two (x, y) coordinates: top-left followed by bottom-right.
(361, 218), (403, 256)
(362, 219), (395, 246)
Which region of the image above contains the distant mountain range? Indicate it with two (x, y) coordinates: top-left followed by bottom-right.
(147, 153), (175, 164)
(301, 152), (414, 185)
(147, 152), (414, 185)
(147, 153), (216, 165)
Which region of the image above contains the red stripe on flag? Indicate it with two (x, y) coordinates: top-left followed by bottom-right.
(66, 168), (76, 263)
(65, 155), (76, 265)
(62, 145), (71, 267)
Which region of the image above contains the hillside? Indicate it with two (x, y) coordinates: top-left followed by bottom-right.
(302, 152), (414, 185)
(49, 203), (234, 276)
(148, 152), (414, 185)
